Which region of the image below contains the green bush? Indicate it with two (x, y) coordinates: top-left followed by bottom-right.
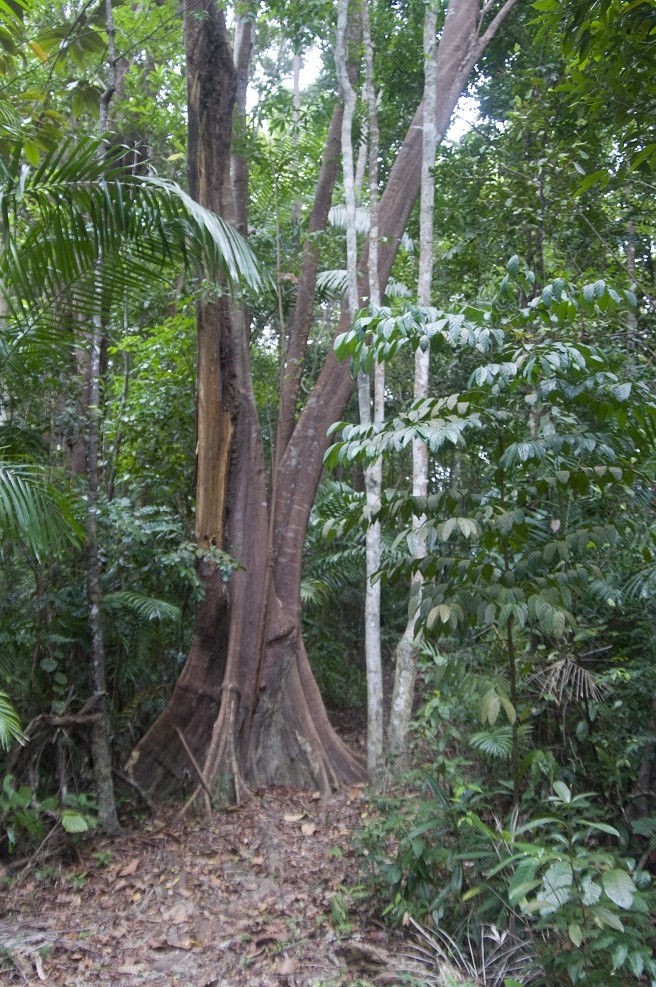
(360, 775), (656, 985)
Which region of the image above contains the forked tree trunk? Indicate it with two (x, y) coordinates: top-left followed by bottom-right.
(126, 0), (519, 802)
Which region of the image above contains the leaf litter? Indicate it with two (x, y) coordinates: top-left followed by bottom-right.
(0, 785), (415, 987)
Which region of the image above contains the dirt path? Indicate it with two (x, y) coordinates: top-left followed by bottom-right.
(1, 785), (420, 987)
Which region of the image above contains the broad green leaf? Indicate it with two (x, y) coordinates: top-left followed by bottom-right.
(552, 780), (572, 803)
(61, 809), (89, 833)
(582, 876), (602, 905)
(612, 943), (628, 971)
(568, 922), (583, 947)
(591, 905), (624, 932)
(629, 951), (644, 978)
(602, 868), (635, 910)
(481, 688), (501, 726)
(539, 860), (573, 915)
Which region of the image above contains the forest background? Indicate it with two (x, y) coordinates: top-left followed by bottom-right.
(1, 0), (656, 983)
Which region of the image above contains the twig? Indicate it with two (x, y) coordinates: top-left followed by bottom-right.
(112, 768), (156, 815)
(175, 728), (212, 816)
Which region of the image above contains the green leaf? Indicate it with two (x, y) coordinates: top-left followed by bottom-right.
(61, 810), (89, 833)
(591, 905), (624, 932)
(579, 819), (620, 838)
(539, 860), (573, 915)
(629, 951), (644, 978)
(481, 688), (501, 726)
(552, 781), (572, 804)
(612, 943), (629, 971)
(602, 869), (635, 910)
(568, 922), (583, 947)
(582, 876), (602, 906)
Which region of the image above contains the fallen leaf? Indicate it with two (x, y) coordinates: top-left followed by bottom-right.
(162, 901), (195, 923)
(284, 812), (305, 822)
(118, 858), (140, 877)
(279, 956), (300, 975)
(301, 822), (317, 836)
(117, 963), (147, 975)
(255, 922), (289, 945)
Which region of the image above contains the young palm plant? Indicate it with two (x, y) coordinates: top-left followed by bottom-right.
(0, 131), (265, 829)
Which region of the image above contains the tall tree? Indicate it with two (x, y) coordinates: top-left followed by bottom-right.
(127, 0), (521, 802)
(388, 0), (439, 766)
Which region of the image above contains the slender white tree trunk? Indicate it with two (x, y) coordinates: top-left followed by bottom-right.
(361, 0), (385, 784)
(388, 3), (438, 767)
(87, 0), (119, 831)
(336, 0), (384, 781)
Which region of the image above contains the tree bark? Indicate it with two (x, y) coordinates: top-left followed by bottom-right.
(126, 0), (520, 802)
(388, 2), (438, 768)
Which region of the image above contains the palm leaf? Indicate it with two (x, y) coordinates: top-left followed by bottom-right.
(103, 590), (181, 623)
(0, 451), (84, 558)
(531, 656), (607, 704)
(0, 691), (26, 749)
(0, 136), (268, 371)
(316, 268), (411, 302)
(329, 203), (415, 253)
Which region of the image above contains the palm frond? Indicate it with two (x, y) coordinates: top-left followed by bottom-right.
(0, 137), (268, 370)
(329, 203), (415, 253)
(623, 561), (656, 600)
(0, 691), (26, 749)
(530, 655), (607, 705)
(316, 268), (412, 303)
(0, 452), (84, 558)
(103, 590), (181, 623)
(469, 724), (532, 758)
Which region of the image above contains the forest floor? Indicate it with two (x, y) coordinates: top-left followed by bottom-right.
(0, 719), (431, 987)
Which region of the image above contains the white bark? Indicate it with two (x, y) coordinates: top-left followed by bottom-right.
(335, 0), (359, 322)
(362, 0), (385, 784)
(385, 0), (520, 768)
(336, 0), (385, 782)
(388, 4), (437, 767)
(88, 0), (119, 832)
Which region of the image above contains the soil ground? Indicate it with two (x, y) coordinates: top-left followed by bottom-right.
(0, 718), (429, 987)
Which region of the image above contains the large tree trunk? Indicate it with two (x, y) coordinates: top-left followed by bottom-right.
(126, 0), (520, 802)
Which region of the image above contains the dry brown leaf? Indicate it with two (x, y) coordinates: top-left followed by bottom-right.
(301, 822), (317, 836)
(255, 922), (289, 945)
(118, 857), (140, 877)
(117, 963), (147, 975)
(283, 812), (305, 822)
(279, 956), (300, 974)
(162, 902), (193, 924)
